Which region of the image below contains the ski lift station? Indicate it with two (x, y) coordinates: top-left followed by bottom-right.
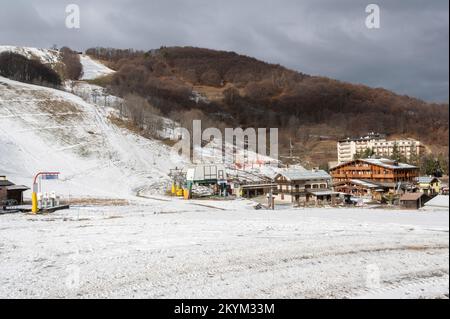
(186, 164), (227, 184)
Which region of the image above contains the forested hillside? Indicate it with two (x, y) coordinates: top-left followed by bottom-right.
(85, 46), (449, 167)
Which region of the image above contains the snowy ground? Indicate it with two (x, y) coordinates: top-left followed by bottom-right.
(79, 55), (115, 80)
(0, 200), (448, 299)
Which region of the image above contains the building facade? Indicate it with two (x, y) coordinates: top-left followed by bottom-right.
(416, 176), (441, 196)
(331, 158), (419, 184)
(332, 179), (388, 201)
(400, 193), (426, 210)
(330, 158), (419, 200)
(274, 169), (339, 204)
(337, 133), (423, 163)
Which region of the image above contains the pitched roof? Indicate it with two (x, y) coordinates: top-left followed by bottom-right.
(6, 185), (29, 191)
(400, 193), (425, 201)
(277, 169), (331, 181)
(416, 176), (439, 184)
(0, 180), (14, 187)
(331, 158), (418, 170)
(350, 179), (382, 188)
(362, 158), (417, 170)
(306, 189), (340, 196)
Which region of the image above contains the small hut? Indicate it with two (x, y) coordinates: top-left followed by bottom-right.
(0, 176), (29, 205)
(399, 193), (425, 210)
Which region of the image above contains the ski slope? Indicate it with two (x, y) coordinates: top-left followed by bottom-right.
(79, 55), (115, 80)
(0, 76), (185, 199)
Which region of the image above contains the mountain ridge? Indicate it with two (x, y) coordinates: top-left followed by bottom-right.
(85, 46), (449, 167)
(0, 45), (447, 168)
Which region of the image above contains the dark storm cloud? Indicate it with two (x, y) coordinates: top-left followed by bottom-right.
(0, 0), (448, 102)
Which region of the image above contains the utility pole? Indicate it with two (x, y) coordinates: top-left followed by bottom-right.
(269, 178), (275, 210)
(289, 138), (294, 158)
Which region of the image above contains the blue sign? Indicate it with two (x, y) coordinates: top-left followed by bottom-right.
(41, 174), (59, 180)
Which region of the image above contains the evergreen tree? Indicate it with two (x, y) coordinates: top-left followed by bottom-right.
(391, 142), (401, 162)
(363, 147), (374, 158)
(353, 149), (363, 160)
(420, 154), (443, 177)
(437, 153), (449, 176)
(354, 147), (374, 160)
(409, 146), (420, 166)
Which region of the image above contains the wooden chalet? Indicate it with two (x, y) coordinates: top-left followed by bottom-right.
(274, 169), (339, 204)
(330, 158), (419, 184)
(330, 158), (419, 201)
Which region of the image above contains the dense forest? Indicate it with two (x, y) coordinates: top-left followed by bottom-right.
(86, 46), (449, 168)
(0, 52), (62, 87)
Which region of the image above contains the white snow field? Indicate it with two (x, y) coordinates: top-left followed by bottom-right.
(0, 201), (448, 299)
(79, 55), (115, 80)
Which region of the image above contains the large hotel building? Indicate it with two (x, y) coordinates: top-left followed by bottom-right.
(337, 133), (424, 164)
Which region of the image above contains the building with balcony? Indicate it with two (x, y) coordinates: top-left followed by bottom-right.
(330, 158), (419, 198)
(337, 133), (424, 163)
(331, 158), (419, 183)
(274, 168), (339, 204)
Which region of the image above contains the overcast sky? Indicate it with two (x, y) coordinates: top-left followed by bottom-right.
(1, 0), (448, 102)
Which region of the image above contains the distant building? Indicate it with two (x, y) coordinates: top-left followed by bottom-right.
(0, 175), (29, 205)
(337, 132), (424, 163)
(331, 158), (419, 183)
(274, 169), (339, 205)
(415, 176), (441, 196)
(184, 164), (228, 197)
(332, 179), (389, 201)
(330, 158), (419, 199)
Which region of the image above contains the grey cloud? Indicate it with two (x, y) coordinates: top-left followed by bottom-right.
(0, 0), (448, 102)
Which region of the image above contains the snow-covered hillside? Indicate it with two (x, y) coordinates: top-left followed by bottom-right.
(0, 49), (273, 199)
(0, 45), (61, 65)
(0, 46), (115, 81)
(0, 75), (185, 199)
(79, 55), (115, 80)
